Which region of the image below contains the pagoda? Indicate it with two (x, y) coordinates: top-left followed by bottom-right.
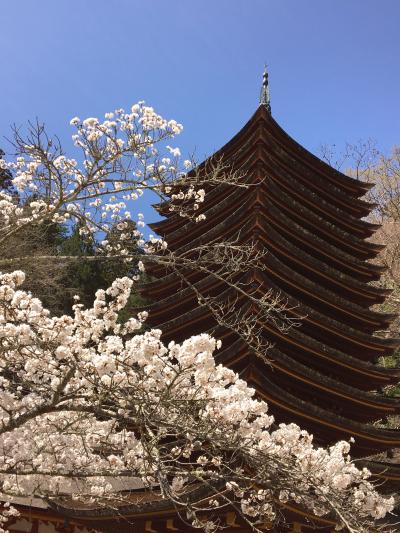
(8, 73), (400, 533)
(142, 70), (400, 459)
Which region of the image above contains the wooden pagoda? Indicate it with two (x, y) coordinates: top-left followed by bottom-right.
(8, 73), (400, 532)
(143, 70), (400, 458)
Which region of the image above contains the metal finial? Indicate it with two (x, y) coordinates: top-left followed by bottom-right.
(259, 65), (271, 113)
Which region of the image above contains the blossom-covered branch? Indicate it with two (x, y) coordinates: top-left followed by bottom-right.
(0, 271), (394, 532)
(1, 104), (245, 256)
(0, 104), (294, 355)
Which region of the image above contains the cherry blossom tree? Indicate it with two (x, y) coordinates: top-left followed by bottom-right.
(0, 270), (395, 533)
(0, 104), (292, 350)
(0, 107), (396, 532)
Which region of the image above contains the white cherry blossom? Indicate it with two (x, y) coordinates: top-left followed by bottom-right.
(0, 271), (394, 532)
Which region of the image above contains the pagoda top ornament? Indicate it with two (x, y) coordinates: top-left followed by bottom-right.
(259, 65), (271, 113)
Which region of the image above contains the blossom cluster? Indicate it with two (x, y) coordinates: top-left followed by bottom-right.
(0, 271), (394, 532)
(0, 103), (204, 261)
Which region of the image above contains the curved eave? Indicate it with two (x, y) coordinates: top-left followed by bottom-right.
(151, 107), (378, 237)
(148, 197), (390, 308)
(215, 337), (400, 419)
(144, 263), (400, 363)
(194, 105), (371, 197)
(152, 194), (385, 290)
(254, 271), (400, 356)
(246, 365), (400, 456)
(262, 108), (373, 196)
(143, 237), (396, 343)
(213, 325), (400, 389)
(48, 490), (340, 532)
(151, 152), (378, 241)
(150, 204), (390, 314)
(141, 282), (400, 387)
(152, 179), (385, 265)
(358, 460), (400, 489)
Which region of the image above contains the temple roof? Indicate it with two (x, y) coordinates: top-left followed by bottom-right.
(139, 84), (400, 466)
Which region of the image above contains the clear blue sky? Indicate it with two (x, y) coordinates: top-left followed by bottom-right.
(1, 0), (399, 208)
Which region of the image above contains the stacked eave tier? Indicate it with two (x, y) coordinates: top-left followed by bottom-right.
(47, 489), (344, 533)
(139, 105), (400, 460)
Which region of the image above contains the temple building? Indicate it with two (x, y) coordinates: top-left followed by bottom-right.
(143, 70), (400, 456)
(8, 73), (400, 532)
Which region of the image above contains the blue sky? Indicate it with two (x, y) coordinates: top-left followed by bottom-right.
(1, 0), (399, 221)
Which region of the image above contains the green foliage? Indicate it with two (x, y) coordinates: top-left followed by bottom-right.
(0, 149), (15, 195)
(58, 222), (149, 316)
(0, 150), (149, 317)
(58, 225), (104, 313)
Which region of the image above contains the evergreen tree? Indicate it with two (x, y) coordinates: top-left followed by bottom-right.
(0, 149), (15, 194)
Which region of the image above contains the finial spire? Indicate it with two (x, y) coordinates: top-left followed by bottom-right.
(259, 65), (271, 113)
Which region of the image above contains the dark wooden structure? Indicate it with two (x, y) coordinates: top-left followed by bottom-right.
(143, 72), (400, 459)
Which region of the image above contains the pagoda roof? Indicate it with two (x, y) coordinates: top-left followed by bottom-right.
(201, 104), (373, 197)
(138, 272), (400, 394)
(135, 87), (400, 530)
